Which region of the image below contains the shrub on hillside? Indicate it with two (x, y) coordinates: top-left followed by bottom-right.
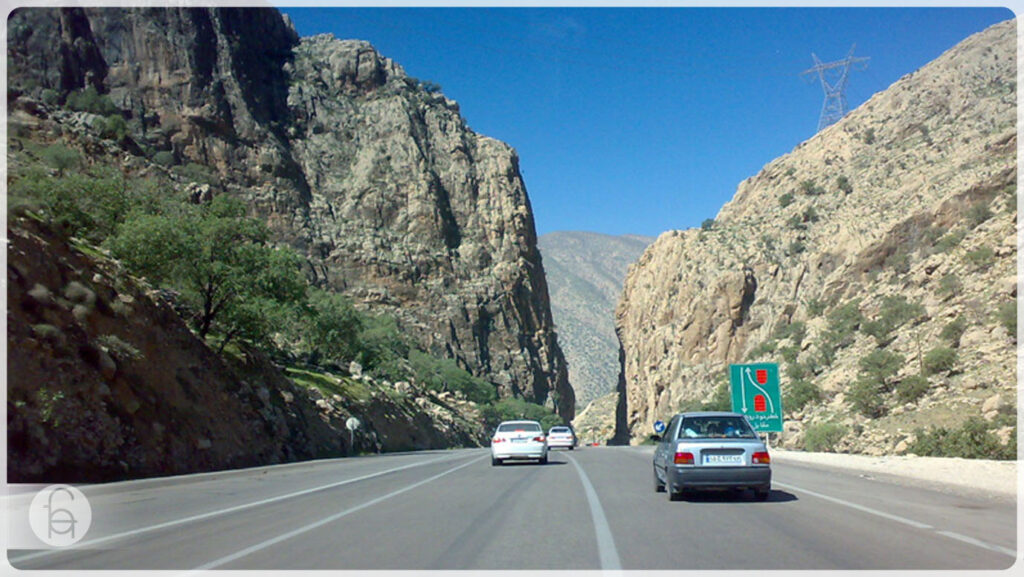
(996, 301), (1016, 339)
(65, 86), (118, 115)
(778, 192), (794, 207)
(848, 378), (887, 418)
(803, 422), (847, 452)
(963, 246), (995, 271)
(895, 374), (929, 404)
(783, 378), (821, 412)
(939, 316), (967, 347)
(922, 346), (958, 375)
(858, 349), (903, 391)
(908, 417), (1015, 460)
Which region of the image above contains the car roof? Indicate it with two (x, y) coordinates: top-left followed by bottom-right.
(498, 420), (542, 426)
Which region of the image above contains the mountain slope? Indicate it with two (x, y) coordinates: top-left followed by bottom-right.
(538, 231), (652, 407)
(614, 19), (1016, 455)
(7, 7), (574, 420)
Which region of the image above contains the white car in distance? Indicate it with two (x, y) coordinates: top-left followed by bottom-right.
(546, 426), (576, 450)
(491, 420), (548, 466)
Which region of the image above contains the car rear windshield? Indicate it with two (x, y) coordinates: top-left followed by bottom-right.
(677, 416), (756, 439)
(498, 423), (541, 433)
(550, 427), (570, 433)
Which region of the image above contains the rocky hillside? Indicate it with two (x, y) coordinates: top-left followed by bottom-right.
(7, 7), (573, 420)
(8, 216), (485, 483)
(614, 20), (1016, 455)
(538, 232), (653, 408)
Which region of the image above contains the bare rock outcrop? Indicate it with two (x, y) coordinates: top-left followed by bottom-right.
(614, 20), (1016, 453)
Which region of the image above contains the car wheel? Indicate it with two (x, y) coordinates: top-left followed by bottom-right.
(569, 446), (574, 450)
(653, 467), (665, 493)
(668, 486), (684, 502)
(754, 486), (770, 501)
(491, 457), (501, 466)
(539, 455), (548, 465)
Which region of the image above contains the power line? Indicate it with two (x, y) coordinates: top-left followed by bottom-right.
(802, 44), (869, 132)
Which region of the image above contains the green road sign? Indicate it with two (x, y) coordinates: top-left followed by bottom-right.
(729, 363), (783, 432)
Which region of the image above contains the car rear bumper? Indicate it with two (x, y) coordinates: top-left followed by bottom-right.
(668, 465), (771, 490)
(547, 439), (574, 448)
(492, 443), (547, 459)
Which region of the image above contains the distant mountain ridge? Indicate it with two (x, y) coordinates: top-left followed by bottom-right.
(538, 231), (653, 408)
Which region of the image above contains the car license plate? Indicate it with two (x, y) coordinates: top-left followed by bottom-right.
(512, 438), (527, 443)
(703, 454), (742, 465)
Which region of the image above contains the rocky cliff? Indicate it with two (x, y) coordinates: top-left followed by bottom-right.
(538, 231), (653, 408)
(7, 7), (573, 421)
(614, 20), (1016, 454)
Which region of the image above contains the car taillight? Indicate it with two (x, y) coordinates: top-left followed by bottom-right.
(492, 438), (503, 444)
(674, 451), (694, 465)
(752, 451), (770, 464)
(534, 436), (546, 443)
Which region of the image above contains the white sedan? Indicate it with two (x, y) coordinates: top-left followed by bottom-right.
(491, 420), (548, 465)
(547, 426), (576, 450)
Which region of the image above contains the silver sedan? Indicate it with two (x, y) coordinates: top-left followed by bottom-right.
(652, 411), (771, 501)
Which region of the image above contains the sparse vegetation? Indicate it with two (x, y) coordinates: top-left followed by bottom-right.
(861, 295), (926, 346)
(784, 378), (821, 412)
(800, 179), (825, 195)
(908, 417), (1015, 460)
(65, 86), (118, 115)
(804, 422), (847, 452)
(805, 298), (826, 317)
(996, 301), (1016, 339)
(922, 346), (958, 375)
(778, 192), (794, 207)
(939, 316), (967, 347)
(848, 378), (886, 418)
(679, 380), (732, 412)
(934, 229), (966, 253)
(936, 273), (962, 300)
(967, 201), (993, 228)
(858, 349), (904, 390)
(836, 175), (853, 195)
(895, 374), (929, 404)
(963, 246), (995, 270)
(701, 218), (715, 230)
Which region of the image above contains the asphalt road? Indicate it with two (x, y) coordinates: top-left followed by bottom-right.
(7, 446), (1017, 571)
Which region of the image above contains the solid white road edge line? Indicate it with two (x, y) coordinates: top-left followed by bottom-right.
(9, 452), (463, 565)
(774, 481), (1016, 558)
(566, 453), (623, 571)
(184, 454), (486, 572)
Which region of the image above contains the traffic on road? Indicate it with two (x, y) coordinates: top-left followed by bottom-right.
(7, 442), (1015, 571)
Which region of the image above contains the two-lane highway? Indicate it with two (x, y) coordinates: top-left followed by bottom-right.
(7, 446), (1017, 570)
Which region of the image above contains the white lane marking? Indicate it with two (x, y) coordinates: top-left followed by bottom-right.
(186, 454), (485, 572)
(566, 453), (622, 571)
(9, 453), (464, 565)
(775, 481), (1016, 558)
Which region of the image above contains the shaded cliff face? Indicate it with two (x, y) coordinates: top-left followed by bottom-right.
(8, 7), (573, 421)
(615, 20), (1016, 452)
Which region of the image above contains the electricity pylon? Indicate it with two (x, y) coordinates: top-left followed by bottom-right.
(802, 44), (869, 132)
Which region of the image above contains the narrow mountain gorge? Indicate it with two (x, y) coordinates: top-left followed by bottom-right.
(614, 20), (1016, 456)
(538, 231), (653, 408)
(7, 7), (572, 481)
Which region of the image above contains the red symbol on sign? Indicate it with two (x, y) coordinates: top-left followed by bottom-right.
(754, 394), (767, 412)
(756, 369), (768, 384)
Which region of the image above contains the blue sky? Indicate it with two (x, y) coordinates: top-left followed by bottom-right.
(280, 6), (1014, 238)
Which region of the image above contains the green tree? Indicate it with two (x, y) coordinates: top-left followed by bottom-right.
(858, 349), (904, 391)
(108, 195), (306, 351)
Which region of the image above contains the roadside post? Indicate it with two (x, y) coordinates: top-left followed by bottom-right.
(346, 416), (361, 455)
(729, 364), (783, 446)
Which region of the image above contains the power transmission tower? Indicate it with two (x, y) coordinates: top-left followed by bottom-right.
(802, 44), (869, 132)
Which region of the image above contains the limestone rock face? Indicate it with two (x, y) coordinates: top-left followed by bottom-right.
(614, 20), (1016, 452)
(8, 7), (573, 421)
